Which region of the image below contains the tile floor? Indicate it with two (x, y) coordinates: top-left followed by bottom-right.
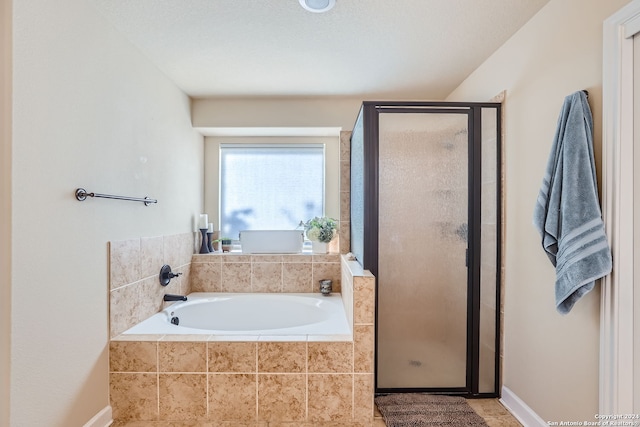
(111, 397), (523, 426)
(373, 398), (523, 427)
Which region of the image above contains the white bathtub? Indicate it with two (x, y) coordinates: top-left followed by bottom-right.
(122, 292), (351, 337)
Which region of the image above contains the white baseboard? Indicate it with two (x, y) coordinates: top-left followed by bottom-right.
(500, 386), (547, 427)
(83, 405), (113, 427)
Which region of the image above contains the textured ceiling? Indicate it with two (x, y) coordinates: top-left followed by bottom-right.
(90, 0), (549, 99)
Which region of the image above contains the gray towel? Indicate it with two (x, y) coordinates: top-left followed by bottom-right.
(533, 91), (612, 314)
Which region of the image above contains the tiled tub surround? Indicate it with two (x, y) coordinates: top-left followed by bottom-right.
(190, 253), (342, 294)
(109, 255), (376, 425)
(110, 232), (195, 338)
(110, 240), (342, 338)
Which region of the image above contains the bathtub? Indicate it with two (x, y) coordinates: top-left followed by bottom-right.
(122, 292), (351, 337)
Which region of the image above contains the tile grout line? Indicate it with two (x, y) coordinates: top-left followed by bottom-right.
(305, 341), (309, 421)
(155, 341), (160, 421)
(255, 342), (259, 422)
(205, 341), (209, 419)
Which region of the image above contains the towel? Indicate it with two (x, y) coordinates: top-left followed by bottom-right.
(533, 91), (612, 314)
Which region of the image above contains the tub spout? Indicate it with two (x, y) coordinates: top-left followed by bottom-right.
(164, 294), (187, 302)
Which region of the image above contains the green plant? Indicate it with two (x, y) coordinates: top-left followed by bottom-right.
(214, 237), (233, 244)
(303, 217), (338, 243)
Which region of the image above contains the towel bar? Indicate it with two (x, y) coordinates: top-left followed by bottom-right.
(75, 188), (157, 206)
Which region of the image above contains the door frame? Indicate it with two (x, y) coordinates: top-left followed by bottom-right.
(601, 0), (640, 413)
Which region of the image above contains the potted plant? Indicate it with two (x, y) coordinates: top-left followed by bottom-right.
(220, 238), (233, 252)
(303, 216), (338, 253)
(213, 238), (233, 252)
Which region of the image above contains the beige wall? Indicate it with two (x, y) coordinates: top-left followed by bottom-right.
(192, 97), (364, 131)
(447, 0), (631, 421)
(1, 0), (12, 425)
(9, 0), (203, 425)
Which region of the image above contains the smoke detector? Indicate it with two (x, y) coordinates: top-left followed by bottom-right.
(299, 0), (335, 13)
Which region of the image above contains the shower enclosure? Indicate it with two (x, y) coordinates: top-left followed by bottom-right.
(350, 101), (501, 396)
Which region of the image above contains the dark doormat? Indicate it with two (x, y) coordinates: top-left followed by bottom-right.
(374, 394), (489, 427)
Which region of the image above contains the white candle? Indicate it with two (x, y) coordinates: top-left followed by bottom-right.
(198, 214), (208, 229)
(208, 222), (214, 233)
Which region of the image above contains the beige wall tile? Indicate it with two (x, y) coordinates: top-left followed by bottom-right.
(110, 239), (141, 290)
(110, 232), (196, 338)
(339, 225), (351, 255)
(159, 342), (207, 373)
(340, 131), (351, 159)
(223, 254), (252, 263)
(354, 325), (374, 374)
(110, 341), (157, 372)
(340, 191), (351, 222)
(257, 374), (306, 422)
(138, 276), (167, 324)
(251, 255), (283, 263)
(208, 342), (257, 373)
(308, 374), (353, 422)
(164, 232), (195, 268)
(340, 161), (351, 193)
(192, 253), (222, 263)
(221, 262), (252, 292)
(353, 374), (374, 422)
(159, 374), (207, 421)
(313, 262), (342, 293)
(110, 284), (141, 338)
(252, 262), (283, 292)
(354, 276), (375, 325)
(190, 262), (221, 292)
(258, 342), (306, 373)
(110, 372), (158, 421)
(282, 254), (310, 263)
(263, 423), (313, 427)
(282, 263), (313, 293)
(208, 373), (257, 421)
(176, 264), (191, 295)
(140, 236), (164, 279)
(308, 342), (353, 373)
(341, 261), (354, 330)
(312, 254), (341, 263)
(208, 423), (268, 427)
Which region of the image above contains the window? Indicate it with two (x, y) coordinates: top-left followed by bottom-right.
(219, 144), (325, 239)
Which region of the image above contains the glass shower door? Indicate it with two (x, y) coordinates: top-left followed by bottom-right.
(376, 111), (470, 390)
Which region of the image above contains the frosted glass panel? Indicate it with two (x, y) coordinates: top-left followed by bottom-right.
(480, 107), (498, 393)
(350, 109), (365, 264)
(377, 112), (469, 389)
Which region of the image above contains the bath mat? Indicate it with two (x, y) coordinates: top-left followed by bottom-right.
(374, 394), (489, 427)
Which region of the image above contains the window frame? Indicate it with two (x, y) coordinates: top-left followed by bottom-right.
(218, 142), (325, 238)
(203, 136), (340, 240)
